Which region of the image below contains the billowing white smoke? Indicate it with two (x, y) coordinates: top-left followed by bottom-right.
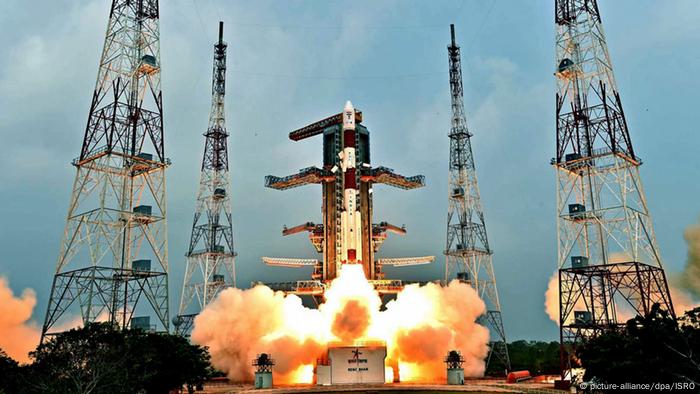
(544, 271), (559, 324)
(0, 275), (118, 363)
(192, 265), (489, 383)
(0, 276), (41, 363)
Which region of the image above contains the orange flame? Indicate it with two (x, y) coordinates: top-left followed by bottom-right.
(0, 276), (40, 363)
(192, 265), (490, 383)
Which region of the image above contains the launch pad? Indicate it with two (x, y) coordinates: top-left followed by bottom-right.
(262, 102), (434, 298)
(199, 380), (546, 393)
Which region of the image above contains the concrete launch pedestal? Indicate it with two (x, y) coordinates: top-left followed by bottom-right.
(255, 372), (272, 389)
(447, 368), (465, 385)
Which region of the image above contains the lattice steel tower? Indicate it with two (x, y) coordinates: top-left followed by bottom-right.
(175, 22), (236, 336)
(42, 0), (169, 339)
(444, 24), (510, 371)
(553, 0), (675, 373)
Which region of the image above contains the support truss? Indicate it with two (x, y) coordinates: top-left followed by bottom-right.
(444, 24), (509, 371)
(44, 266), (168, 334)
(176, 22), (236, 336)
(559, 262), (674, 366)
(552, 0), (675, 375)
(42, 0), (169, 340)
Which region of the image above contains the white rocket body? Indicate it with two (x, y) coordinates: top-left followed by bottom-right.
(339, 101), (362, 265)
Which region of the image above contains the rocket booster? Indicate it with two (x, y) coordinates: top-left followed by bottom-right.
(339, 101), (362, 264)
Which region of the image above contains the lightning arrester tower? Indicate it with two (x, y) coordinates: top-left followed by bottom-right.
(444, 24), (510, 371)
(553, 0), (675, 374)
(42, 0), (170, 339)
(175, 22), (237, 336)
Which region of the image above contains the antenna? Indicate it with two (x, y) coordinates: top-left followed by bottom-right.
(175, 21), (237, 336)
(444, 23), (510, 371)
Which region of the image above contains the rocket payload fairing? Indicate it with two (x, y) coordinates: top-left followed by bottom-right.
(339, 101), (363, 265)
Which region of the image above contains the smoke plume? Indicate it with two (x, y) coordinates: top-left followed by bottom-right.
(544, 271), (559, 324)
(192, 265), (489, 383)
(544, 271), (589, 325)
(678, 221), (700, 301)
(669, 286), (696, 315)
(331, 299), (370, 342)
(0, 276), (41, 363)
(656, 220), (700, 315)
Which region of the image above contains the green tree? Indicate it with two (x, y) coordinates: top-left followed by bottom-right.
(489, 340), (560, 375)
(0, 349), (22, 394)
(23, 323), (211, 394)
(577, 304), (700, 385)
(124, 328), (210, 393)
(29, 323), (129, 393)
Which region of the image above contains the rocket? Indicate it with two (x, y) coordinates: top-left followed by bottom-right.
(339, 101), (362, 264)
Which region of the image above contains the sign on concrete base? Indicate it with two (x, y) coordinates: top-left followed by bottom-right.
(328, 343), (386, 384)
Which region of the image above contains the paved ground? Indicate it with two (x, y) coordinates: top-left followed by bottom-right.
(199, 380), (563, 394)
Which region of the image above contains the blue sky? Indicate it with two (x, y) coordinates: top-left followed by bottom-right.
(0, 0), (699, 341)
